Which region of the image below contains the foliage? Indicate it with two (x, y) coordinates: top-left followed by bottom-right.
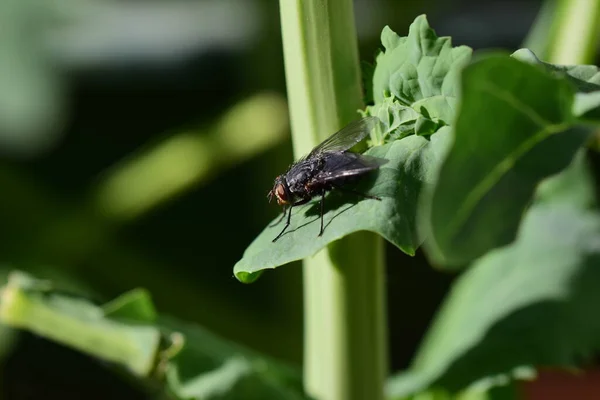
(420, 54), (594, 267)
(234, 131), (450, 282)
(3, 8), (600, 400)
(387, 14), (600, 400)
(367, 17), (471, 139)
(390, 152), (600, 398)
(0, 271), (309, 400)
(237, 12), (600, 399)
(234, 15), (467, 282)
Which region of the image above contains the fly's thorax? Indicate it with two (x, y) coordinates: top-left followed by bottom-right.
(285, 159), (320, 194)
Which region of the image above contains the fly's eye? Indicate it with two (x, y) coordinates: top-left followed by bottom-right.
(275, 183), (288, 205)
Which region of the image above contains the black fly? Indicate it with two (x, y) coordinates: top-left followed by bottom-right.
(268, 116), (387, 242)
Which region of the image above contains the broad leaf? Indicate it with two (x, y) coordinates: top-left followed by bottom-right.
(234, 130), (451, 283)
(368, 14), (471, 139)
(420, 54), (592, 267)
(389, 153), (600, 397)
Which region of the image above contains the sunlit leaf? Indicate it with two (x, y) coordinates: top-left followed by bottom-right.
(367, 14), (471, 139)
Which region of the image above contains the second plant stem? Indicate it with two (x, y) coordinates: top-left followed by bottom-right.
(279, 1), (388, 400)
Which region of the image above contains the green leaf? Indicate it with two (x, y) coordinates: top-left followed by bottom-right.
(368, 14), (471, 137)
(512, 49), (600, 123)
(387, 375), (524, 400)
(421, 54), (592, 267)
(573, 91), (600, 121)
(0, 271), (309, 399)
(161, 316), (310, 400)
(235, 15), (469, 282)
(102, 288), (157, 323)
(415, 107), (446, 136)
(389, 152), (600, 396)
(234, 130), (451, 282)
(511, 48), (600, 92)
(0, 271), (160, 376)
(511, 50), (600, 123)
(365, 95), (421, 142)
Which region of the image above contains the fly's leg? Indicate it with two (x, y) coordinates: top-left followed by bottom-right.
(269, 206), (287, 227)
(272, 206), (293, 242)
(272, 198), (310, 242)
(318, 189), (326, 236)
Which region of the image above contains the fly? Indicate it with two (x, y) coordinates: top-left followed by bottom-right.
(268, 116), (387, 242)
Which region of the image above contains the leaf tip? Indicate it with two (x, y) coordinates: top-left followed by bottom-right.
(380, 25), (399, 50)
(511, 48), (541, 65)
(234, 270), (263, 284)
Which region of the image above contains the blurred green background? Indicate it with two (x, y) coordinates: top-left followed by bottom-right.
(0, 0), (565, 398)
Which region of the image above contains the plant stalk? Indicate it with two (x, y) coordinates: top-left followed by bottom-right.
(0, 272), (158, 376)
(279, 1), (387, 400)
(547, 0), (600, 64)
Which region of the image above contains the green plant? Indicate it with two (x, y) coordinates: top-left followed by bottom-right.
(236, 8), (600, 400)
(3, 4), (600, 400)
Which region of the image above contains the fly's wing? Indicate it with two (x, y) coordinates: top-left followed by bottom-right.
(313, 152), (388, 183)
(305, 116), (380, 158)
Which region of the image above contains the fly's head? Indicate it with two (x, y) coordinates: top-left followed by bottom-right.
(268, 175), (291, 206)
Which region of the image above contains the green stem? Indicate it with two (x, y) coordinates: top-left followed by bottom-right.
(522, 0), (558, 58)
(547, 0), (600, 64)
(0, 272), (159, 376)
(279, 2), (387, 400)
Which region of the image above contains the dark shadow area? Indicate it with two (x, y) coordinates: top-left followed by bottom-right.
(3, 333), (149, 400)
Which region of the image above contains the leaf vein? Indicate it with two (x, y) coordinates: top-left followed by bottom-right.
(480, 81), (554, 127)
(440, 80), (568, 246)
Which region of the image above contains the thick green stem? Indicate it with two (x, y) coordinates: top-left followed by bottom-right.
(547, 0), (600, 64)
(304, 234), (387, 400)
(279, 1), (387, 400)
